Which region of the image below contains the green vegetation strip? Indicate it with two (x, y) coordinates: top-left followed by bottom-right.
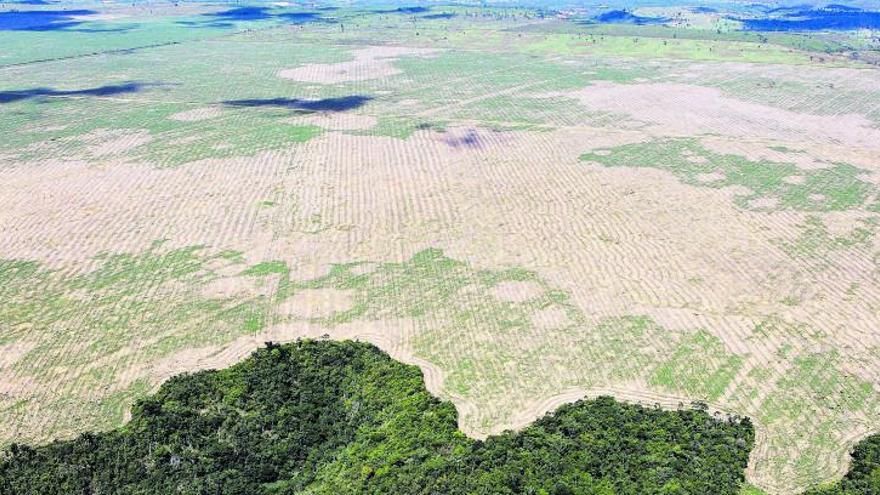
(581, 139), (875, 212)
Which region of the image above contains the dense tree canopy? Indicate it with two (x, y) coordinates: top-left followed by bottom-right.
(0, 340), (755, 495)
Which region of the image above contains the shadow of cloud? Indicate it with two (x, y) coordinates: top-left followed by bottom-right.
(211, 6), (273, 21)
(176, 20), (235, 29)
(443, 129), (483, 149)
(0, 82), (159, 104)
(588, 9), (670, 25)
(374, 6), (429, 14)
(737, 5), (880, 31)
(68, 25), (137, 33)
(181, 7), (331, 29)
(224, 95), (372, 112)
(277, 12), (321, 23)
(0, 9), (97, 31)
(423, 12), (455, 19)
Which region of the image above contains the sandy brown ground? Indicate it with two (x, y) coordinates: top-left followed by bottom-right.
(278, 46), (439, 84)
(168, 106), (224, 122)
(2, 74), (880, 493)
(562, 82), (880, 153)
(277, 288), (355, 318)
(284, 112), (378, 131)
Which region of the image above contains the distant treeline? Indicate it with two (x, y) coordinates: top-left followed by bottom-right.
(0, 340), (755, 494)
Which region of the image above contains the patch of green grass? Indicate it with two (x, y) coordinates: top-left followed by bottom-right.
(0, 35), (350, 168)
(755, 350), (880, 485)
(740, 483), (770, 495)
(0, 101), (326, 170)
(217, 250), (246, 263)
(285, 250), (743, 432)
(450, 94), (587, 126)
(140, 120), (322, 168)
(769, 145), (803, 153)
(355, 116), (442, 139)
(384, 51), (601, 126)
(74, 243), (208, 293)
(524, 32), (821, 65)
(650, 330), (744, 401)
(570, 316), (674, 382)
(775, 216), (876, 260)
(0, 16), (251, 66)
(445, 358), (478, 396)
(0, 245), (273, 445)
(243, 260), (290, 277)
(533, 22), (851, 54)
(244, 260), (292, 300)
(582, 138), (875, 212)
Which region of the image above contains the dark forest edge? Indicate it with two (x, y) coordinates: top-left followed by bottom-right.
(0, 340), (872, 494)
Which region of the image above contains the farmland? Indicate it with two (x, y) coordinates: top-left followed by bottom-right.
(2, 2), (880, 493)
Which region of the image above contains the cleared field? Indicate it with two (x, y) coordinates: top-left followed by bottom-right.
(2, 4), (880, 494)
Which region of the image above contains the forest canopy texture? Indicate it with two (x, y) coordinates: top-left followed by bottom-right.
(0, 340), (758, 494)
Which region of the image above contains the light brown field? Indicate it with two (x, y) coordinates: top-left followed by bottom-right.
(278, 46), (440, 84)
(168, 106), (224, 122)
(4, 114), (880, 492)
(563, 82), (880, 152)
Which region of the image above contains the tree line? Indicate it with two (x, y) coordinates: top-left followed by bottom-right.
(2, 340), (757, 494)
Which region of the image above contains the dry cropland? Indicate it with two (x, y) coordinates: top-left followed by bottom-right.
(2, 2), (880, 493)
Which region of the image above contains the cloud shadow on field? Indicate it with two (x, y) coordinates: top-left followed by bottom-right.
(277, 12), (322, 23)
(423, 12), (456, 19)
(0, 82), (159, 104)
(587, 9), (670, 25)
(736, 5), (880, 31)
(223, 95), (372, 112)
(180, 7), (330, 28)
(72, 25), (137, 33)
(176, 20), (236, 28)
(0, 8), (134, 32)
(373, 6), (430, 14)
(443, 129), (482, 149)
(210, 6), (273, 21)
(0, 9), (95, 31)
